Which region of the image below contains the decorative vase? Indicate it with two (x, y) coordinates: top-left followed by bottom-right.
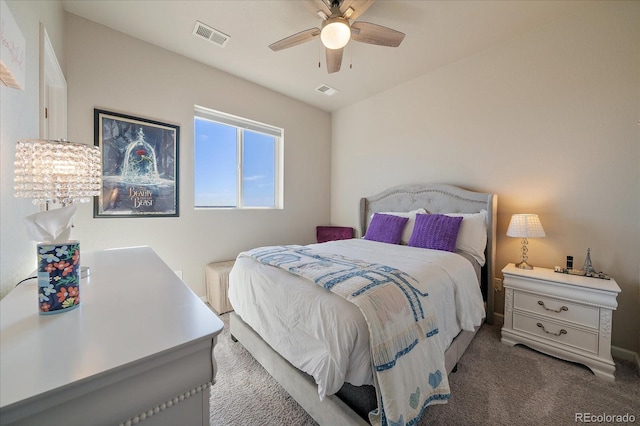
(37, 241), (81, 315)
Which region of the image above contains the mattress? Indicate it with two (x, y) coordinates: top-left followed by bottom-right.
(228, 238), (485, 400)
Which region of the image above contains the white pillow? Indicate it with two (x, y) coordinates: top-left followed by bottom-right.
(445, 210), (488, 266)
(377, 209), (427, 245)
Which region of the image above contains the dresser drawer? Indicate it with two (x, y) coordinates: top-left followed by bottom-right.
(513, 313), (598, 354)
(513, 291), (599, 329)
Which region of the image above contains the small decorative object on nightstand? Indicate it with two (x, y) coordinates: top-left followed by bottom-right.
(583, 247), (595, 275)
(501, 263), (621, 380)
(316, 226), (354, 243)
(555, 248), (610, 280)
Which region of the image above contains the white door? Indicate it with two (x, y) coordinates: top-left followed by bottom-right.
(40, 25), (67, 140)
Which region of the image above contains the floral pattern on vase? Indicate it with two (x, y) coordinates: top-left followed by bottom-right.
(37, 241), (81, 315)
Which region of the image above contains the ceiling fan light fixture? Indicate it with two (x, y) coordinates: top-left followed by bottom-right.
(321, 17), (351, 49)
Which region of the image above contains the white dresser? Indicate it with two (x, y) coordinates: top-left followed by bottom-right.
(501, 263), (620, 380)
(0, 246), (224, 425)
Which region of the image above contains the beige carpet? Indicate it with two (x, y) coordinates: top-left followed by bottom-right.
(210, 314), (640, 425)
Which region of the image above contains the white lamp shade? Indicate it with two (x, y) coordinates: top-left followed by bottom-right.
(506, 214), (546, 238)
(14, 139), (102, 206)
(321, 18), (351, 49)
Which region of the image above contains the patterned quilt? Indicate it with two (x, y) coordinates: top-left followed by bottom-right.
(240, 245), (450, 426)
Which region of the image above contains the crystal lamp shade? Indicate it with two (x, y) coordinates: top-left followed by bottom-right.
(14, 139), (102, 206)
(321, 17), (351, 49)
(506, 214), (546, 238)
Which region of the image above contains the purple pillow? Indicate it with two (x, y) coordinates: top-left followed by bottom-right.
(408, 214), (463, 252)
(364, 213), (409, 245)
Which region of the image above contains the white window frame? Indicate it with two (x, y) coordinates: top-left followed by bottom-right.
(194, 105), (284, 209)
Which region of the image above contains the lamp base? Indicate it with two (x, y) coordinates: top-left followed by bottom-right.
(515, 261), (534, 270)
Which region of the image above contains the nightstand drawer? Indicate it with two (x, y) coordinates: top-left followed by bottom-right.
(514, 291), (599, 329)
(513, 313), (598, 354)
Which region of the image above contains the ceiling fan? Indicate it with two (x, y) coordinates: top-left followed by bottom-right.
(268, 0), (405, 74)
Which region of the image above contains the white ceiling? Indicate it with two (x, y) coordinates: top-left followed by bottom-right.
(62, 0), (592, 113)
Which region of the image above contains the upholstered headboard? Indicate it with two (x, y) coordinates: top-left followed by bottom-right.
(359, 183), (498, 324)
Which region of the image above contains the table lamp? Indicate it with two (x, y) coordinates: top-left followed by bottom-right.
(14, 139), (101, 314)
(506, 213), (546, 270)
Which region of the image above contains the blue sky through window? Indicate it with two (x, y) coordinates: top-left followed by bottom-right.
(195, 117), (276, 207)
(243, 130), (275, 207)
(195, 118), (236, 207)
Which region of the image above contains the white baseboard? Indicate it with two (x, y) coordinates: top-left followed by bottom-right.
(612, 345), (637, 362)
(199, 295), (207, 303)
(612, 346), (640, 376)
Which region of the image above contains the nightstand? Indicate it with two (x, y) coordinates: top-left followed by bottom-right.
(500, 263), (621, 380)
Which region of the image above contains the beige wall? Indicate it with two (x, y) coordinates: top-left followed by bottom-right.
(331, 2), (640, 353)
(63, 13), (331, 297)
(0, 1), (66, 296)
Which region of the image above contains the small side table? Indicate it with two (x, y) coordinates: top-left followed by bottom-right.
(316, 226), (354, 243)
(501, 263), (621, 380)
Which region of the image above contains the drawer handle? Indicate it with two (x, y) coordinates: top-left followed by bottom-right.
(538, 300), (568, 313)
(536, 322), (567, 336)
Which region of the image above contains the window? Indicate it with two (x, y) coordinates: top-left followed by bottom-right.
(194, 106), (283, 209)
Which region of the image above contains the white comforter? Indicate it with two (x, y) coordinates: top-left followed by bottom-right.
(228, 238), (485, 400)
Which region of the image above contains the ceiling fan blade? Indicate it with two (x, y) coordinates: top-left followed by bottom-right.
(326, 48), (344, 73)
(269, 28), (321, 51)
(351, 21), (405, 47)
(340, 0), (375, 21)
(303, 0), (331, 19)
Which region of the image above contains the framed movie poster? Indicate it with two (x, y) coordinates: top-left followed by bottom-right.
(94, 109), (179, 217)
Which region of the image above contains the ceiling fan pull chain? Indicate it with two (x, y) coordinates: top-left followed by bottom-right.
(351, 45), (353, 69)
(348, 43), (353, 69)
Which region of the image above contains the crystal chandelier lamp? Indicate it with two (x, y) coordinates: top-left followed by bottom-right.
(14, 139), (102, 207)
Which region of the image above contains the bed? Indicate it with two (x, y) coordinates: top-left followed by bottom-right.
(228, 183), (497, 425)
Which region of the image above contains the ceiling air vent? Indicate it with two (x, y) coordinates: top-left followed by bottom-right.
(193, 21), (230, 47)
(316, 84), (338, 96)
